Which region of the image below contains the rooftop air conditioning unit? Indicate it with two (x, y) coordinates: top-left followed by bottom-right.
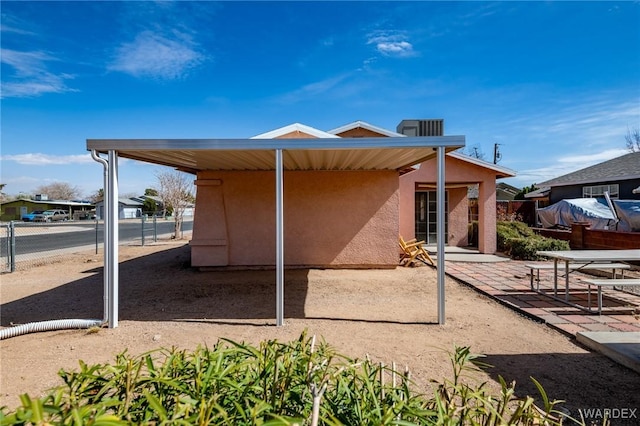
(396, 119), (444, 137)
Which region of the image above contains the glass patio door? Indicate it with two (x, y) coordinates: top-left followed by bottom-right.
(415, 191), (448, 244)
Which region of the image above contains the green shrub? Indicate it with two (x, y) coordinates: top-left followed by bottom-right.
(0, 333), (576, 425)
(507, 236), (571, 261)
(496, 221), (533, 251)
(497, 221), (570, 260)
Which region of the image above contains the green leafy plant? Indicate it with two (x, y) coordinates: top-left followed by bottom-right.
(1, 333), (579, 425)
(497, 221), (570, 260)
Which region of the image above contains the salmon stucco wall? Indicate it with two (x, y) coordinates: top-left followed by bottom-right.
(191, 170), (399, 268)
(399, 155), (498, 254)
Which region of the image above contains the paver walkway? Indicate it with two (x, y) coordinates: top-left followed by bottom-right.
(445, 260), (640, 337)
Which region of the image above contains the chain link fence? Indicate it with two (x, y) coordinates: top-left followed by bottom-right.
(0, 217), (192, 273)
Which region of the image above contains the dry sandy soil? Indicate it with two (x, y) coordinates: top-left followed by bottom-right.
(1, 240), (639, 418)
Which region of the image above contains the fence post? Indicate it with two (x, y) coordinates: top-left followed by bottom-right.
(570, 222), (590, 249)
(9, 221), (16, 272)
(141, 214), (146, 246)
(95, 218), (99, 255)
(2, 225), (6, 271)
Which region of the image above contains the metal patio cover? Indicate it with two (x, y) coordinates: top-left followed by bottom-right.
(87, 135), (465, 327)
(87, 136), (463, 172)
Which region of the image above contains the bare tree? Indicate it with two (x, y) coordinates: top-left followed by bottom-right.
(155, 170), (194, 239)
(459, 144), (486, 160)
(625, 127), (640, 152)
(34, 182), (82, 200)
(89, 188), (104, 204)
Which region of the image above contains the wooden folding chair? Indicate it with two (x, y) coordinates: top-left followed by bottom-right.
(399, 236), (435, 267)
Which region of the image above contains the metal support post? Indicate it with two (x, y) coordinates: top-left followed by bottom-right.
(275, 149), (284, 326)
(437, 146), (446, 325)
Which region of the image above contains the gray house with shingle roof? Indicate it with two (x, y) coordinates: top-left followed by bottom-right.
(527, 152), (640, 204)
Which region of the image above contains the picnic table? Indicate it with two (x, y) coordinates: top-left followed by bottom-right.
(535, 249), (640, 313)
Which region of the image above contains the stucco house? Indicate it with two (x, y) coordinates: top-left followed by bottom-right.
(399, 151), (515, 254)
(87, 119), (512, 270)
(189, 120), (514, 267)
(190, 123), (404, 268)
(327, 120), (515, 254)
(87, 119), (512, 327)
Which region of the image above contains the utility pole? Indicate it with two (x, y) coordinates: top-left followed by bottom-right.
(493, 143), (502, 164)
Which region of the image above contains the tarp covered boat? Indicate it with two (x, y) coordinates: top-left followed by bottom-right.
(538, 198), (640, 232)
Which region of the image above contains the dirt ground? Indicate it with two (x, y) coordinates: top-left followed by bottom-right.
(1, 240), (639, 417)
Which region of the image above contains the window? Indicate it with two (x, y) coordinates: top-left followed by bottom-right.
(582, 184), (619, 198)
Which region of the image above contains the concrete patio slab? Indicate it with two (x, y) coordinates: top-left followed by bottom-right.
(444, 255), (640, 375)
(427, 246), (511, 263)
(576, 331), (640, 374)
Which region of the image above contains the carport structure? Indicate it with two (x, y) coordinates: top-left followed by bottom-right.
(87, 135), (465, 328)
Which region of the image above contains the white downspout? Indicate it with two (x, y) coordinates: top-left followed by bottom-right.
(91, 150), (110, 324)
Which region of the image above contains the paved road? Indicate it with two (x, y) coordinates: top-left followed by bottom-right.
(0, 218), (193, 256)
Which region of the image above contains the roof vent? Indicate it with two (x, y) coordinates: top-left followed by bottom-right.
(396, 119), (444, 137)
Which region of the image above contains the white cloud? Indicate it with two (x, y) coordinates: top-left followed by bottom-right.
(108, 31), (204, 80)
(487, 91), (638, 188)
(367, 31), (416, 57)
(0, 48), (76, 98)
(557, 148), (629, 164)
(1, 153), (94, 166)
(277, 72), (355, 104)
(0, 23), (36, 36)
(513, 148), (629, 186)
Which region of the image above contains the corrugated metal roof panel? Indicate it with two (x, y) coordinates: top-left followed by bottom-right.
(87, 136), (465, 172)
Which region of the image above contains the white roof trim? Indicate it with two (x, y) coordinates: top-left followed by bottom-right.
(448, 151), (516, 178)
(327, 120), (407, 138)
(251, 123), (340, 139)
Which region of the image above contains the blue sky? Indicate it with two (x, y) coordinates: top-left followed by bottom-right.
(2, 1), (639, 198)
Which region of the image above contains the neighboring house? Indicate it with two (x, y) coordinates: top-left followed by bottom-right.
(0, 198), (93, 222)
(131, 195), (195, 217)
(526, 152), (640, 204)
(131, 195), (164, 210)
(468, 182), (522, 202)
(496, 182), (521, 201)
(95, 198), (143, 220)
